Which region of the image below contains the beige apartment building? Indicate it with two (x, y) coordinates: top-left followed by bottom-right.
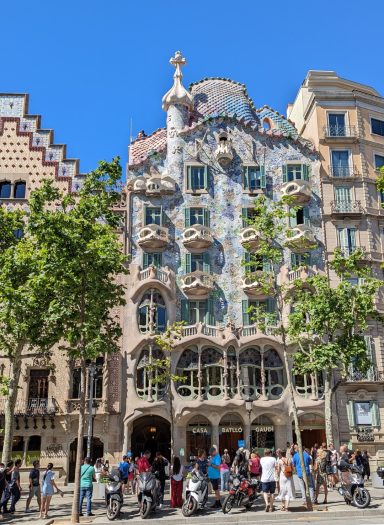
(0, 65), (384, 483)
(288, 71), (384, 454)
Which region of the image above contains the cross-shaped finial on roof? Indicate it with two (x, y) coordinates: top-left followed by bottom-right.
(170, 51), (187, 68)
(162, 51), (193, 111)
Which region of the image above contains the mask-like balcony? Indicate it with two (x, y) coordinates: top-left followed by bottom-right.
(240, 227), (263, 250)
(128, 175), (175, 195)
(138, 224), (169, 251)
(241, 271), (274, 299)
(182, 225), (213, 251)
(215, 137), (233, 166)
(280, 179), (311, 205)
(180, 271), (214, 298)
(285, 224), (318, 252)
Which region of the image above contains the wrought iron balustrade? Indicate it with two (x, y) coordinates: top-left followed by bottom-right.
(324, 125), (357, 138)
(328, 165), (358, 177)
(330, 200), (363, 214)
(0, 397), (58, 416)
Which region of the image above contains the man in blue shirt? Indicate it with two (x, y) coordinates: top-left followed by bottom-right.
(118, 455), (129, 495)
(207, 447), (221, 508)
(292, 447), (315, 505)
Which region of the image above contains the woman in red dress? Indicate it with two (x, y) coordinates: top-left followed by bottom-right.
(170, 457), (184, 508)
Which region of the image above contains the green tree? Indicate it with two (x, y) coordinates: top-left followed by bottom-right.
(288, 248), (382, 445)
(153, 322), (185, 462)
(28, 157), (127, 523)
(243, 194), (314, 510)
(0, 207), (64, 464)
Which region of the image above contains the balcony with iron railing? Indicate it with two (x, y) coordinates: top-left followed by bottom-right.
(0, 397), (58, 416)
(323, 125), (357, 140)
(330, 200), (364, 215)
(346, 367), (384, 382)
(328, 165), (359, 178)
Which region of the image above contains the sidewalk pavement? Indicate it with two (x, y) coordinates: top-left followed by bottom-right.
(1, 481), (384, 524)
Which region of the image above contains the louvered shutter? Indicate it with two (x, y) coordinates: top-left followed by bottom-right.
(243, 167), (249, 190)
(160, 205), (164, 226)
(346, 400), (356, 428)
(303, 207), (310, 226)
(204, 165), (208, 190)
(260, 166), (266, 189)
(303, 164), (309, 181)
(205, 298), (215, 326)
(184, 208), (191, 228)
(262, 258), (272, 272)
(290, 209), (297, 227)
(143, 253), (149, 269)
(242, 299), (250, 326)
(181, 300), (189, 323)
(185, 253), (192, 274)
(291, 252), (299, 268)
(187, 166), (192, 190)
(337, 228), (348, 251)
(371, 401), (380, 427)
(348, 228), (357, 250)
(242, 208), (249, 228)
(282, 165), (288, 183)
(203, 208), (210, 228)
(203, 252), (210, 274)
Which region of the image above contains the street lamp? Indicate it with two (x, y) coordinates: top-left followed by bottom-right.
(245, 395), (253, 452)
(86, 362), (96, 458)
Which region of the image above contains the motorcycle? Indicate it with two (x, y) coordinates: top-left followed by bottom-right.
(137, 471), (161, 519)
(222, 474), (260, 514)
(105, 469), (123, 521)
(337, 463), (371, 508)
(182, 470), (208, 517)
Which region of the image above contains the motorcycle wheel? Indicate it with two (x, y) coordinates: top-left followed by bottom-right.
(182, 496), (198, 517)
(140, 499), (151, 519)
(106, 498), (121, 521)
(353, 488), (371, 509)
(222, 494), (235, 514)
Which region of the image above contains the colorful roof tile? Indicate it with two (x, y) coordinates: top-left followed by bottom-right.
(129, 127), (167, 167)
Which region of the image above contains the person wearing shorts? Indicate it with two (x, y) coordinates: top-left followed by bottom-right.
(207, 447), (221, 509)
(26, 460), (41, 513)
(260, 449), (277, 512)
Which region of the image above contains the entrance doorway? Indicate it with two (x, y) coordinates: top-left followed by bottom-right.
(251, 415), (275, 454)
(131, 416), (171, 461)
(219, 414), (244, 459)
(186, 415), (211, 457)
(293, 413), (326, 448)
(68, 437), (104, 482)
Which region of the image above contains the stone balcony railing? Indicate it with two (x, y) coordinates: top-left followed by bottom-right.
(280, 179), (311, 205)
(65, 398), (106, 414)
(0, 397), (58, 416)
(330, 200), (363, 215)
(139, 265), (171, 284)
(137, 224), (169, 251)
(127, 174), (175, 195)
(182, 225), (213, 250)
(285, 224), (318, 252)
(180, 271), (214, 298)
(241, 271), (274, 299)
(240, 227), (263, 250)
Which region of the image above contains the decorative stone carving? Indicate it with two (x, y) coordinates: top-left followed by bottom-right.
(162, 51), (194, 111)
(215, 133), (233, 166)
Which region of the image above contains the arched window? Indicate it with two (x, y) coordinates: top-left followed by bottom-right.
(0, 181), (11, 199)
(201, 347), (224, 399)
(239, 347), (262, 400)
(176, 347), (199, 399)
(264, 347), (284, 399)
(136, 347), (166, 401)
(14, 181), (26, 199)
(138, 288), (167, 334)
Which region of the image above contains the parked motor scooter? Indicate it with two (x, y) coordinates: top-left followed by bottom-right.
(182, 469), (208, 516)
(222, 473), (260, 514)
(137, 471), (161, 519)
(105, 469), (124, 520)
(337, 463), (371, 508)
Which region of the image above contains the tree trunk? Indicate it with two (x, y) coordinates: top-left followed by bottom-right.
(283, 350), (313, 511)
(169, 384), (174, 463)
(71, 359), (87, 523)
(324, 370), (333, 445)
(2, 350), (22, 464)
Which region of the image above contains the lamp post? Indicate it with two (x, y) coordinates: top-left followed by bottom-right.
(245, 396), (253, 452)
(86, 362), (96, 458)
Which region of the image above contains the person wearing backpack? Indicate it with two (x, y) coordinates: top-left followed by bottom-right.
(276, 450), (294, 511)
(25, 460), (41, 513)
(314, 447), (328, 505)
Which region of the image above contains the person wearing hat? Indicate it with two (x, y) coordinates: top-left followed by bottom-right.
(207, 447), (221, 509)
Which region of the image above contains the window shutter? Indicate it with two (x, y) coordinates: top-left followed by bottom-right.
(184, 208), (191, 228)
(346, 400), (356, 428)
(260, 166), (266, 189)
(371, 401), (380, 427)
(143, 253), (149, 269)
(204, 208), (210, 228)
(266, 297), (277, 324)
(243, 167), (249, 190)
(242, 300), (250, 326)
(187, 166), (192, 190)
(243, 251), (251, 270)
(291, 252), (299, 268)
(290, 209), (297, 227)
(303, 207), (310, 226)
(160, 205), (164, 226)
(348, 228), (357, 250)
(181, 300), (189, 323)
(205, 298), (215, 326)
(282, 164), (288, 183)
(154, 253), (162, 268)
(337, 228), (348, 250)
(262, 258), (272, 272)
(242, 208), (249, 228)
(204, 165), (208, 190)
(303, 164), (309, 181)
(203, 252), (210, 274)
(185, 253), (192, 274)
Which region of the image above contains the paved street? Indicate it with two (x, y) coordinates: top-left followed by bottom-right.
(1, 482), (384, 525)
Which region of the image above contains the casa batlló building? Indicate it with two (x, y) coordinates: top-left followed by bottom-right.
(1, 55), (384, 481)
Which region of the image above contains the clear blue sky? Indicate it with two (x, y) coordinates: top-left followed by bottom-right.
(2, 0), (383, 174)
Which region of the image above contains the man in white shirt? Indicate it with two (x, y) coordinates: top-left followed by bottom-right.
(260, 448), (277, 512)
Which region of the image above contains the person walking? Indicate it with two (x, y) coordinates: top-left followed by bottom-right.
(260, 448), (277, 512)
(40, 463), (61, 519)
(276, 449), (294, 511)
(362, 450), (371, 481)
(249, 452), (261, 479)
(0, 461), (13, 514)
(152, 451), (169, 508)
(127, 456), (135, 495)
(25, 459), (41, 513)
(292, 447), (315, 507)
(8, 459), (22, 514)
(207, 447), (221, 509)
(118, 455), (129, 495)
(79, 457), (96, 517)
(137, 451), (151, 473)
(170, 457), (184, 508)
(314, 448), (328, 504)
